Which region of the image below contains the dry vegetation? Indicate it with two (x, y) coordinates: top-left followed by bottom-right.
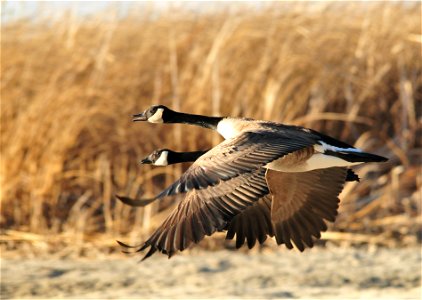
(1, 2), (421, 255)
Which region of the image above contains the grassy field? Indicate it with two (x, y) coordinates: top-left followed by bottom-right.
(1, 2), (421, 255)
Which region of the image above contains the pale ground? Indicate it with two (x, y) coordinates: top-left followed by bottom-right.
(1, 246), (421, 299)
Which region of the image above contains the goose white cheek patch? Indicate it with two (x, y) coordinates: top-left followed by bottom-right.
(148, 108), (164, 123)
(154, 151), (168, 166)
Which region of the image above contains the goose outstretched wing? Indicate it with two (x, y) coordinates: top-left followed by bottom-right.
(266, 167), (348, 251)
(119, 168), (269, 260)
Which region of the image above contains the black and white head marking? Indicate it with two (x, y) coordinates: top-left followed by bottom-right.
(148, 107), (164, 123)
(140, 149), (169, 166)
(133, 105), (170, 123)
(153, 150), (169, 166)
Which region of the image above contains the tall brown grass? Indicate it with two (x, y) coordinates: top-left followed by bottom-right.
(1, 2), (421, 253)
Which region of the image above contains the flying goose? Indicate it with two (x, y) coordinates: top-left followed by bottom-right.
(116, 106), (386, 259)
(118, 146), (362, 259)
(117, 106), (386, 259)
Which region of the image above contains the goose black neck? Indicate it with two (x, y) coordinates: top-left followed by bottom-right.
(167, 111), (223, 130)
(168, 150), (209, 164)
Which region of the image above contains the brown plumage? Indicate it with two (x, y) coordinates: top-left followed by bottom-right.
(266, 167), (347, 251)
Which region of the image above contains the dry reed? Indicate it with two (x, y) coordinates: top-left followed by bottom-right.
(1, 2), (421, 254)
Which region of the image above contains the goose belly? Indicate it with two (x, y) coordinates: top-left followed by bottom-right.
(265, 153), (362, 172)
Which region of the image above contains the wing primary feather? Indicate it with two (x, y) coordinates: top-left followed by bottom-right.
(293, 213), (316, 247)
(253, 207), (268, 244)
(210, 198), (237, 218)
(180, 221), (191, 250)
(220, 195), (246, 212)
(197, 207), (215, 235)
(235, 217), (246, 249)
(173, 221), (183, 251)
(287, 219), (305, 252)
(156, 230), (169, 252)
(261, 198), (275, 237)
(246, 211), (257, 249)
(141, 246), (158, 261)
(226, 222), (236, 240)
(116, 240), (142, 249)
(205, 201), (229, 225)
(280, 223), (294, 249)
(274, 223), (285, 245)
(165, 227), (176, 255)
(191, 213), (205, 243)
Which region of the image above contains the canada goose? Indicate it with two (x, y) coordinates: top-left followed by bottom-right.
(117, 106), (386, 259)
(118, 148), (361, 259)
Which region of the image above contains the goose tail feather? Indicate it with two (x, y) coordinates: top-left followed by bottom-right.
(325, 149), (388, 163)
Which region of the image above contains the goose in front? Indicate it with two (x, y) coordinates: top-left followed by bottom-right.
(118, 105), (387, 259)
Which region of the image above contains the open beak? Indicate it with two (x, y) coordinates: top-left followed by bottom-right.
(140, 155), (153, 164)
(132, 112), (148, 122)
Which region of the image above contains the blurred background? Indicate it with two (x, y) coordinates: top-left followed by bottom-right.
(1, 1), (421, 299)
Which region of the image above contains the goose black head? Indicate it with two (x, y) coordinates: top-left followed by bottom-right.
(133, 105), (174, 123)
(133, 104), (223, 130)
(140, 149), (172, 166)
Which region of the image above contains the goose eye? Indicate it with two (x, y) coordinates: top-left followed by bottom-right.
(154, 152), (162, 160)
(149, 107), (157, 115)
